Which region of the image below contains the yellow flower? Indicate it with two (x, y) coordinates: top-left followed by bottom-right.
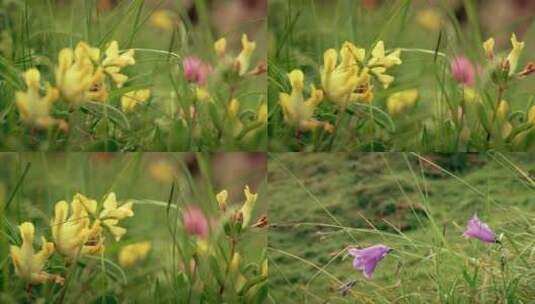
(235, 34), (256, 75)
(51, 194), (103, 259)
(368, 41), (402, 68)
(482, 38), (495, 60)
(196, 87), (211, 102)
(102, 41), (136, 87)
(320, 45), (359, 106)
(150, 10), (176, 31)
(528, 105), (535, 126)
(496, 99), (510, 120)
(10, 222), (64, 285)
(506, 33), (524, 75)
(257, 103), (268, 124)
(239, 185), (258, 228)
(118, 241), (151, 268)
(416, 9), (442, 31)
(280, 70), (332, 132)
(214, 38), (227, 58)
(260, 258), (268, 277)
(56, 43), (103, 105)
(149, 159), (176, 183)
(121, 89), (151, 112)
(228, 98), (240, 118)
(229, 252), (241, 273)
(98, 192), (134, 241)
(216, 189), (228, 210)
(15, 68), (60, 128)
(386, 89), (419, 116)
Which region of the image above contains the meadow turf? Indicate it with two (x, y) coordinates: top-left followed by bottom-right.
(268, 152), (535, 303)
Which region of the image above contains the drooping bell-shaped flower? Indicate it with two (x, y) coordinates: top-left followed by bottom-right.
(348, 244), (391, 279)
(463, 214), (497, 243)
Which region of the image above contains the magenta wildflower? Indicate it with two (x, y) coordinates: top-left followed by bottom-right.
(451, 55), (475, 86)
(182, 206), (209, 239)
(463, 214), (497, 243)
(182, 56), (213, 86)
(348, 244), (391, 279)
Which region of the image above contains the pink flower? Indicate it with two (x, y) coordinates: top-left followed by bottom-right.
(182, 56), (213, 86)
(182, 206), (209, 238)
(463, 214), (497, 243)
(451, 55), (475, 86)
(348, 244), (391, 279)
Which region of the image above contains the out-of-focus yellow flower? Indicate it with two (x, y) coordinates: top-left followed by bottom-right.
(10, 222), (64, 285)
(463, 87), (478, 103)
(496, 100), (512, 138)
(239, 185), (257, 228)
(15, 68), (60, 128)
(257, 103), (268, 124)
(196, 239), (211, 256)
(150, 10), (176, 31)
(416, 9), (442, 31)
(506, 33), (524, 75)
(496, 99), (510, 119)
(386, 89), (419, 116)
(528, 105), (535, 126)
(228, 98), (240, 118)
(149, 159), (176, 183)
(121, 89), (151, 112)
(196, 87), (211, 102)
(98, 192), (134, 241)
(51, 194), (103, 259)
(102, 41), (136, 87)
(229, 252), (241, 273)
(214, 38), (227, 58)
(216, 190), (228, 211)
(482, 38), (495, 60)
(235, 34), (256, 75)
(280, 69), (332, 132)
(118, 241), (151, 268)
(260, 258), (268, 277)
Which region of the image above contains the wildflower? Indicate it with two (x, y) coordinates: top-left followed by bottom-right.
(482, 38), (495, 60)
(195, 87), (211, 102)
(451, 56), (475, 86)
(257, 102), (268, 124)
(118, 241), (151, 268)
(239, 185), (258, 228)
(280, 69), (333, 132)
(121, 89), (151, 112)
(505, 33), (524, 76)
(98, 192), (134, 241)
(102, 41), (136, 87)
(214, 38), (227, 58)
(51, 194), (104, 258)
(183, 56), (213, 86)
(368, 41), (402, 89)
(216, 189), (228, 211)
(416, 9), (442, 31)
(183, 206), (209, 239)
(149, 159), (176, 183)
(321, 42), (370, 106)
(348, 244), (391, 279)
(10, 222), (64, 285)
(463, 214), (497, 243)
(235, 34), (256, 75)
(386, 89), (418, 116)
(229, 253), (241, 273)
(150, 10), (176, 31)
(56, 43), (101, 105)
(15, 68), (61, 129)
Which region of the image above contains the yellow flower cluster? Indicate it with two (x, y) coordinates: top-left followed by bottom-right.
(321, 40), (401, 108)
(483, 33), (525, 76)
(279, 70), (333, 132)
(15, 40), (147, 128)
(213, 34), (257, 76)
(10, 222), (64, 285)
(10, 192), (135, 285)
(216, 185), (258, 228)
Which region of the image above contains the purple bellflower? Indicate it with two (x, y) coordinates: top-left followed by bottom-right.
(463, 214), (497, 243)
(348, 244), (391, 279)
